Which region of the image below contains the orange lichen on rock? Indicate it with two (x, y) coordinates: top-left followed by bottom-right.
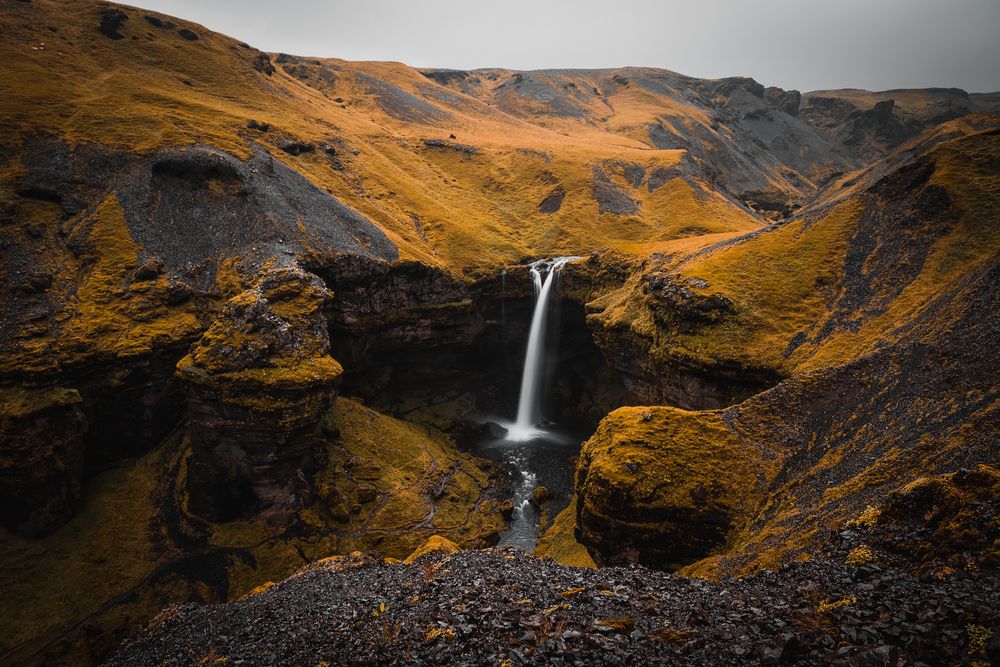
(575, 406), (781, 569)
(404, 535), (461, 564)
(535, 497), (596, 568)
(177, 265), (341, 396)
(177, 266), (343, 521)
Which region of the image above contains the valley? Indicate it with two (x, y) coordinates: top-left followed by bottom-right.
(0, 1), (997, 664)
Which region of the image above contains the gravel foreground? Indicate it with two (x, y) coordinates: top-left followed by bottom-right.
(108, 534), (999, 667)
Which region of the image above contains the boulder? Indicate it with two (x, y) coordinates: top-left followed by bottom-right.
(98, 8), (127, 39)
(575, 406), (772, 568)
(479, 420), (508, 439)
(276, 140), (315, 156)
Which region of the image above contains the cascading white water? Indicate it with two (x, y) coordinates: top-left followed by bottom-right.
(506, 256), (581, 441)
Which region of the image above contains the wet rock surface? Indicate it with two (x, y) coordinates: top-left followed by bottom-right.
(109, 536), (999, 666)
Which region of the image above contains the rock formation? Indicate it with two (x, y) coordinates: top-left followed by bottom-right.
(572, 118), (1000, 573)
(575, 406), (778, 568)
(0, 387), (87, 536)
(177, 266), (341, 521)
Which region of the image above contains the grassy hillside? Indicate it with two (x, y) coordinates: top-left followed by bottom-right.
(565, 117), (1000, 573)
(0, 0), (775, 271)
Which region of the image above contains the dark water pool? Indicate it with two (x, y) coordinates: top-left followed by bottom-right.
(467, 427), (582, 551)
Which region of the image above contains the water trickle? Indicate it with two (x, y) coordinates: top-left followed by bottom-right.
(507, 257), (581, 441)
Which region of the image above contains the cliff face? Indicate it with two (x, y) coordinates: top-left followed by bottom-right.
(178, 267), (342, 522)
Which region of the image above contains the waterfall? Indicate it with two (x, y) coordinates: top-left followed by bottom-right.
(507, 257), (580, 441)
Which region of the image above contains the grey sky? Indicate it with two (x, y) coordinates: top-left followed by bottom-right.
(124, 0), (1000, 92)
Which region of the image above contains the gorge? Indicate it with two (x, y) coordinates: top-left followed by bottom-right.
(0, 1), (998, 665)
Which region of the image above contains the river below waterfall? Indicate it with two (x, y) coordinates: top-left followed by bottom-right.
(467, 427), (583, 551)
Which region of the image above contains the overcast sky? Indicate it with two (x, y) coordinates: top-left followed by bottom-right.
(125, 0), (1000, 92)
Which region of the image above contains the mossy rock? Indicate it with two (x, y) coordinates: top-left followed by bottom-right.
(575, 406), (777, 569)
(403, 535), (461, 564)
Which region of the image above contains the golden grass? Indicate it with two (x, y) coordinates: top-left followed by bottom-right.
(534, 497), (596, 568)
(1, 0), (765, 272)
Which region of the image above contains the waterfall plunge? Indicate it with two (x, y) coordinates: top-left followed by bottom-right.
(506, 257), (581, 441)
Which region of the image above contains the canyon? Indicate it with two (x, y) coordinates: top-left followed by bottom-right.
(0, 0), (998, 664)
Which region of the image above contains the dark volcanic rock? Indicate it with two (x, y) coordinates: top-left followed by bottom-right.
(0, 388), (87, 536)
(276, 139), (314, 155)
(108, 546), (1000, 666)
(357, 72), (451, 124)
(116, 145), (398, 279)
(177, 27), (198, 41)
(422, 138), (479, 154)
(320, 257), (483, 360)
(590, 268), (778, 409)
(177, 267), (342, 523)
(98, 8), (127, 39)
(591, 165), (639, 216)
(252, 51), (275, 76)
(479, 420), (509, 439)
(872, 465), (1000, 571)
(765, 86), (801, 116)
(538, 186), (565, 213)
(11, 138), (398, 286)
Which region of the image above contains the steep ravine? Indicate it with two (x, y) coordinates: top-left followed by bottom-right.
(0, 254), (790, 666)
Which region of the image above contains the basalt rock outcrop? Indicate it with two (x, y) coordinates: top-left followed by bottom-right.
(587, 270), (781, 409)
(800, 87), (999, 161)
(575, 406), (778, 568)
(316, 256), (632, 432)
(0, 129), (399, 533)
(178, 267), (342, 522)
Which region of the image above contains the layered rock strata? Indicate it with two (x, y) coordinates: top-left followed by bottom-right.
(177, 267), (341, 522)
